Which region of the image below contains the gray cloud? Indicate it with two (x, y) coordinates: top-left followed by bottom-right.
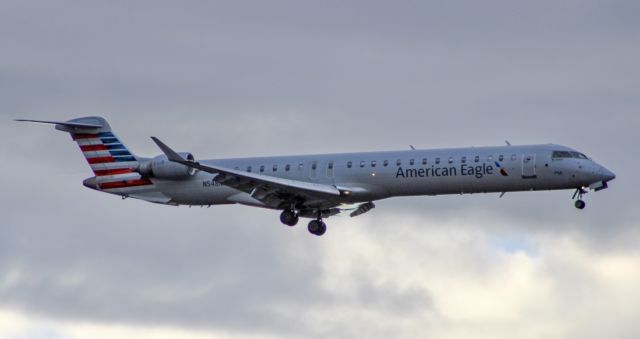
(1, 1), (639, 338)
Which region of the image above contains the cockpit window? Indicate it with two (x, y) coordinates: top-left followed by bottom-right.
(552, 150), (589, 160)
(570, 151), (589, 159)
(552, 151), (573, 159)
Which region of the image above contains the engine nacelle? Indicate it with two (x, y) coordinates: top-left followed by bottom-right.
(138, 152), (196, 179)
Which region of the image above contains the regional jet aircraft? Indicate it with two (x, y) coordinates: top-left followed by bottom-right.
(18, 116), (616, 236)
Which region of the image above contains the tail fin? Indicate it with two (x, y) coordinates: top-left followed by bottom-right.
(18, 116), (153, 190)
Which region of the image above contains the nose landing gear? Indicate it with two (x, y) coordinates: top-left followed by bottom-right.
(572, 187), (587, 210)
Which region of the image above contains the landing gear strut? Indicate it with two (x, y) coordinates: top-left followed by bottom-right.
(280, 209), (299, 226)
(572, 187), (587, 210)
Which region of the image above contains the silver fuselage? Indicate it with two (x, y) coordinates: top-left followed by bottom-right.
(141, 144), (614, 208)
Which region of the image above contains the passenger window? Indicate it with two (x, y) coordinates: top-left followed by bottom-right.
(435, 157), (440, 164)
(360, 161), (365, 168)
(474, 155), (479, 163)
(383, 160), (389, 167)
(511, 154), (517, 161)
(396, 159), (402, 166)
(487, 155), (493, 162)
(498, 155), (504, 162)
(371, 160), (376, 167)
(285, 164), (291, 171)
(311, 163), (317, 170)
(298, 163), (304, 170)
(273, 164), (277, 172)
(410, 159), (415, 166)
(461, 156), (466, 164)
(347, 161), (352, 168)
(422, 158), (427, 165)
(247, 166), (252, 172)
(328, 162), (334, 169)
(448, 157), (453, 164)
(260, 165), (265, 172)
(234, 166), (239, 170)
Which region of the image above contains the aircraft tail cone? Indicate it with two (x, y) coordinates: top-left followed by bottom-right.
(83, 177), (99, 190)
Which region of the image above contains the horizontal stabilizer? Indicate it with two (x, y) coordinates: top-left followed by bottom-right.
(15, 119), (103, 129)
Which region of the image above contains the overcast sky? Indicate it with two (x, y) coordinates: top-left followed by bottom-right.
(1, 1), (639, 338)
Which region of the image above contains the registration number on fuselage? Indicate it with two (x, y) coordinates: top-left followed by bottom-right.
(202, 179), (222, 187)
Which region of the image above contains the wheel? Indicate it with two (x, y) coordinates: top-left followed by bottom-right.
(308, 220), (320, 234)
(574, 200), (586, 210)
(307, 220), (326, 236)
(316, 221), (327, 236)
(280, 210), (298, 226)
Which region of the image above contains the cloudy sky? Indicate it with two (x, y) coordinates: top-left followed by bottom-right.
(1, 1), (639, 338)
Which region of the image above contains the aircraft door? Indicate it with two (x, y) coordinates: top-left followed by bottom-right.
(522, 153), (537, 179)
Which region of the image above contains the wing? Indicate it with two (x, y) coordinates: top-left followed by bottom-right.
(151, 137), (346, 210)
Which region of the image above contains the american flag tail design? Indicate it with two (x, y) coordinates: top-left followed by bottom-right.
(43, 116), (154, 191)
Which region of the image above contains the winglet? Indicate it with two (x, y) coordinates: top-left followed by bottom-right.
(151, 137), (188, 163)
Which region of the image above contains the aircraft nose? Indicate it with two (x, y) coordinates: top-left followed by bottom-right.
(600, 166), (616, 182)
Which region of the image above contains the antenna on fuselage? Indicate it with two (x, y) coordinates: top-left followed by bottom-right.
(409, 145), (416, 150)
(505, 140), (511, 146)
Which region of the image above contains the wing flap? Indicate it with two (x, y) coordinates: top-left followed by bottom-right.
(349, 201), (376, 217)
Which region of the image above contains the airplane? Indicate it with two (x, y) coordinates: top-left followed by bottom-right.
(17, 116), (616, 236)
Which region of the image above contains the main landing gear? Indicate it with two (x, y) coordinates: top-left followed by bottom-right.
(572, 187), (587, 210)
(279, 209), (327, 236)
(307, 219), (327, 236)
(280, 209), (299, 226)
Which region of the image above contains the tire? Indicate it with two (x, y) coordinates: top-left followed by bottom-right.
(316, 221), (327, 236)
(280, 210), (298, 226)
(288, 215), (299, 226)
(308, 220), (321, 235)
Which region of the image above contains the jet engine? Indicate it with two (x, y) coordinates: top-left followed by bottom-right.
(137, 153), (196, 179)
